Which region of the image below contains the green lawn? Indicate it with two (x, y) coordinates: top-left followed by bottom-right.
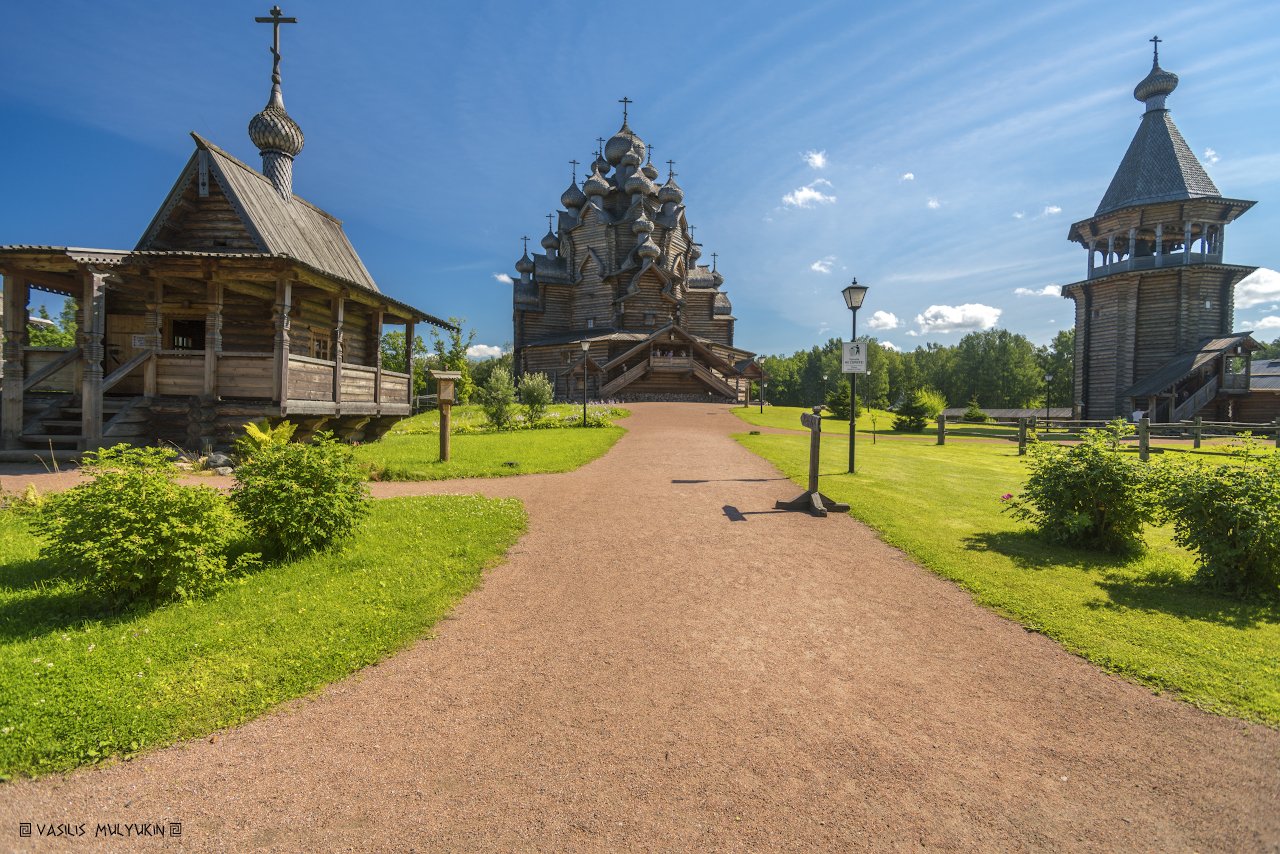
(0, 495), (526, 777)
(736, 431), (1280, 726)
(354, 404), (628, 481)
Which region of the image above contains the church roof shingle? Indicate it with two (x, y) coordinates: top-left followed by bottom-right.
(1094, 99), (1219, 216)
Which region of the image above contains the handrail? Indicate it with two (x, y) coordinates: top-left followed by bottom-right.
(22, 347), (82, 391)
(602, 361), (648, 397)
(1172, 375), (1217, 423)
(692, 362), (737, 397)
(102, 348), (155, 393)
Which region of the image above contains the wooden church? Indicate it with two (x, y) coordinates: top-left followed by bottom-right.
(509, 105), (764, 403)
(1062, 39), (1276, 423)
(0, 8), (450, 455)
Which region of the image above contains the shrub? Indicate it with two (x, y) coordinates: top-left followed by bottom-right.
(478, 367), (517, 430)
(825, 380), (852, 420)
(1003, 419), (1157, 554)
(892, 389), (930, 432)
(231, 432), (370, 560)
(235, 419), (297, 460)
(1155, 435), (1280, 598)
(918, 387), (948, 418)
(32, 445), (239, 603)
(518, 372), (554, 421)
(961, 397), (989, 423)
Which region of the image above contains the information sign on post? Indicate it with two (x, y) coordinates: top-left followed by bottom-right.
(842, 341), (867, 374)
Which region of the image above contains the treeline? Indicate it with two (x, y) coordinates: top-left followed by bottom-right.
(761, 328), (1075, 411)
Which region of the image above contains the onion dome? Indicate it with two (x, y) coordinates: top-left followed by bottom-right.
(561, 179), (587, 210)
(689, 242), (702, 260)
(620, 148), (642, 169)
(641, 152), (659, 181)
(631, 210), (654, 235)
(712, 268), (724, 286)
(658, 175), (684, 205)
(1134, 61), (1178, 107)
(515, 251), (536, 274)
(541, 227), (559, 252)
(636, 233), (661, 260)
(592, 152), (611, 176)
(624, 167), (657, 197)
(248, 87), (304, 157)
(605, 121), (636, 165)
(583, 163), (610, 197)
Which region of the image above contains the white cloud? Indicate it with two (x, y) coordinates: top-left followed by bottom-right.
(900, 173), (914, 181)
(810, 255), (837, 274)
(866, 310), (900, 330)
(803, 150), (827, 169)
(880, 341), (902, 352)
(467, 344), (504, 359)
(1236, 268), (1280, 308)
(914, 303), (1002, 334)
(1014, 284), (1061, 297)
(1013, 212), (1025, 219)
(1251, 316), (1280, 331)
(492, 273), (513, 284)
(1204, 148), (1219, 165)
(904, 330), (919, 337)
(783, 179), (836, 208)
(1033, 205), (1062, 219)
(926, 198), (940, 209)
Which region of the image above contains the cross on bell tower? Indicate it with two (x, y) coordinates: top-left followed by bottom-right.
(618, 96), (632, 121)
(1150, 35), (1161, 63)
(569, 159), (579, 181)
(255, 5), (297, 87)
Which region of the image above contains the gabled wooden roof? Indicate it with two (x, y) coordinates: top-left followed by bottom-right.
(137, 134), (379, 294)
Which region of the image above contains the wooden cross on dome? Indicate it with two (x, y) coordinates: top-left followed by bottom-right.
(1150, 35), (1161, 63)
(596, 137), (605, 156)
(711, 252), (718, 271)
(666, 159), (676, 177)
(569, 159), (579, 181)
(254, 6), (297, 86)
(618, 96), (632, 121)
(546, 213), (555, 231)
(521, 236), (529, 253)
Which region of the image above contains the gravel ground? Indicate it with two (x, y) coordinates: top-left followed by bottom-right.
(1, 402), (1277, 853)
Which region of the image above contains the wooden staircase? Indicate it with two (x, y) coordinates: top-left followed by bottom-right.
(1172, 375), (1218, 423)
(601, 361), (650, 397)
(692, 363), (738, 399)
(17, 395), (148, 449)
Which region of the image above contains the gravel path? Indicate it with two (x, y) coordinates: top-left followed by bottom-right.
(2, 402), (1277, 852)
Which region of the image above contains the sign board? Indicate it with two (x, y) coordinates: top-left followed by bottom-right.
(800, 412), (822, 431)
(842, 341), (867, 374)
(132, 334), (148, 349)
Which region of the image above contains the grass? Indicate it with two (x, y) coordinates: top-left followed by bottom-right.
(355, 404), (628, 480)
(735, 430), (1280, 726)
(0, 495), (526, 778)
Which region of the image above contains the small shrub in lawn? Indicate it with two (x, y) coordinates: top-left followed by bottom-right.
(231, 431), (370, 560)
(1003, 419), (1157, 554)
(235, 419), (297, 460)
(825, 380), (852, 420)
(32, 444), (239, 604)
(961, 397), (989, 423)
(892, 389), (930, 432)
(1155, 434), (1280, 599)
(479, 367), (517, 429)
(518, 371), (554, 421)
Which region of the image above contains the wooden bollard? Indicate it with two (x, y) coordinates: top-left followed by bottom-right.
(1193, 416), (1202, 449)
(430, 370), (462, 463)
(936, 414), (946, 446)
(1018, 418), (1027, 455)
(1139, 416), (1150, 461)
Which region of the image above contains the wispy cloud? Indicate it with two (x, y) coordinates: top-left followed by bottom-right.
(467, 344), (504, 359)
(810, 255), (837, 274)
(914, 303), (1002, 334)
(1204, 147), (1220, 165)
(803, 150), (827, 169)
(783, 179), (836, 208)
(1034, 205), (1062, 218)
(1252, 316), (1280, 331)
(900, 173), (914, 181)
(880, 341), (902, 352)
(1236, 268), (1280, 308)
(1013, 212), (1025, 219)
(1014, 284), (1060, 297)
(926, 198), (941, 209)
(866, 310), (900, 330)
(492, 273), (513, 284)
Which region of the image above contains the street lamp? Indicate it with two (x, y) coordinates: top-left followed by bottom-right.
(580, 339), (590, 427)
(842, 280), (869, 474)
(760, 379), (767, 414)
(1044, 373), (1054, 421)
(822, 374), (828, 408)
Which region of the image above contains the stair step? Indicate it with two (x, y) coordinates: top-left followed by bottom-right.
(20, 434), (83, 445)
(41, 420), (84, 428)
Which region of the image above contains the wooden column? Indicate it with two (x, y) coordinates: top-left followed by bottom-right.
(1154, 223), (1163, 263)
(1193, 416), (1202, 449)
(1184, 221), (1193, 261)
(2, 273), (28, 448)
(936, 413), (946, 445)
(81, 268), (108, 450)
(144, 278), (163, 396)
(273, 278), (292, 405)
(1018, 418), (1027, 455)
(371, 308), (384, 408)
(204, 280), (223, 396)
(331, 296), (344, 408)
(404, 320), (416, 406)
(1138, 416), (1150, 462)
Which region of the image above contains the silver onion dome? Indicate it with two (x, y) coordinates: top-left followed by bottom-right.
(515, 251), (536, 274)
(1135, 61), (1178, 105)
(592, 153), (611, 176)
(605, 120), (646, 166)
(711, 268), (724, 286)
(658, 175), (683, 205)
(561, 179), (587, 210)
(641, 152), (659, 181)
(584, 163), (610, 197)
(689, 242), (702, 260)
(631, 210), (654, 234)
(541, 227), (559, 251)
(624, 167), (656, 196)
(637, 233), (661, 260)
(248, 88), (304, 156)
(620, 147), (642, 168)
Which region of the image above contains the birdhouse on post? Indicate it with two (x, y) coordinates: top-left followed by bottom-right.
(431, 370), (462, 462)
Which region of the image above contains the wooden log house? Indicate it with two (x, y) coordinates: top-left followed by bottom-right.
(1060, 40), (1274, 423)
(510, 107), (765, 403)
(0, 10), (450, 455)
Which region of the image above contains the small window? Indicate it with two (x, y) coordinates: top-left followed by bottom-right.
(643, 312), (655, 326)
(171, 319), (205, 351)
(586, 318), (595, 329)
(310, 327), (331, 361)
(1205, 300), (1213, 309)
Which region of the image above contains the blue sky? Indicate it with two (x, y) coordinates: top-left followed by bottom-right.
(2, 0), (1278, 358)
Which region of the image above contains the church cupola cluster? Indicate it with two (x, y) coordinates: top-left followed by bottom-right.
(506, 99), (756, 403)
(247, 6), (304, 201)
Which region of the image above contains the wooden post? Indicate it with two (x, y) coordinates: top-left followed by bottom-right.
(431, 371), (461, 462)
(404, 320), (416, 406)
(1273, 417), (1279, 450)
(1139, 416), (1150, 462)
(331, 296), (344, 408)
(144, 278), (162, 396)
(204, 280), (223, 396)
(1, 273), (27, 448)
(936, 413), (946, 445)
(81, 268), (108, 450)
(273, 278), (292, 405)
(371, 308), (384, 408)
(1018, 417), (1027, 455)
(1193, 415), (1202, 449)
(807, 413), (821, 494)
(774, 409), (849, 517)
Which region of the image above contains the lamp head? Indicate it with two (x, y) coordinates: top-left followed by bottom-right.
(580, 339), (590, 352)
(842, 279), (868, 311)
(1045, 373), (1054, 382)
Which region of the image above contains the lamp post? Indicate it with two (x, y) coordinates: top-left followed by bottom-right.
(1044, 373), (1054, 421)
(760, 380), (766, 414)
(822, 374), (828, 408)
(580, 339), (590, 427)
(842, 280), (868, 474)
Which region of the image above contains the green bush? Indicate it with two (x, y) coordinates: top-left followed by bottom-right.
(1155, 435), (1280, 598)
(825, 380), (852, 420)
(892, 389), (930, 432)
(479, 367), (517, 430)
(231, 432), (370, 560)
(918, 387), (948, 418)
(32, 445), (239, 604)
(1004, 419), (1157, 554)
(961, 397), (989, 423)
(235, 419), (297, 460)
(518, 371), (554, 421)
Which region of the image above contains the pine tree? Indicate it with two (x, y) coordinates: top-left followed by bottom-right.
(825, 380), (851, 420)
(892, 389), (930, 432)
